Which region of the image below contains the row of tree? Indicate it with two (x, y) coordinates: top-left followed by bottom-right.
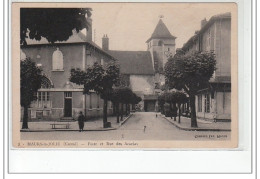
(158, 91), (188, 123)
(70, 62), (141, 128)
(164, 50), (216, 127)
(110, 87), (142, 123)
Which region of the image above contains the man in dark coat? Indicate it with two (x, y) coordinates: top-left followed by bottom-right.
(78, 111), (85, 132)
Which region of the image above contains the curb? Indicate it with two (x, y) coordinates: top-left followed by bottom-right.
(119, 113), (133, 127)
(20, 114), (133, 132)
(20, 128), (117, 132)
(162, 115), (231, 132)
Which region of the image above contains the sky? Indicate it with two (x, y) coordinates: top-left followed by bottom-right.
(84, 3), (236, 51)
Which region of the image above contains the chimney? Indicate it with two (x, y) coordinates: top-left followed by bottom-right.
(86, 17), (92, 41)
(102, 34), (109, 51)
(201, 18), (207, 29)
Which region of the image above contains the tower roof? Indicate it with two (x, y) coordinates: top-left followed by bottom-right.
(146, 19), (176, 43)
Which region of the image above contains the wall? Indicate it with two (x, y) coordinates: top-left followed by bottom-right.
(196, 91), (231, 120)
(148, 38), (175, 71)
(130, 75), (155, 95)
(214, 19), (231, 78)
(85, 93), (113, 119)
(85, 46), (115, 69)
(22, 43), (115, 120)
(22, 44), (84, 88)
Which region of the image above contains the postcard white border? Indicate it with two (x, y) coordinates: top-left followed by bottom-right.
(3, 0), (255, 176)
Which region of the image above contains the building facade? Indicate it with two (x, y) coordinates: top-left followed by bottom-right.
(21, 26), (116, 120)
(182, 12), (231, 121)
(102, 18), (176, 112)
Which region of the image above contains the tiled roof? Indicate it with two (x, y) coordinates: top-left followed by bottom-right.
(23, 31), (116, 60)
(146, 19), (176, 42)
(153, 51), (164, 73)
(108, 50), (154, 75)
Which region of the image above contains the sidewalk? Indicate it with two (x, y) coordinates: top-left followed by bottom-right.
(20, 114), (132, 132)
(161, 114), (231, 131)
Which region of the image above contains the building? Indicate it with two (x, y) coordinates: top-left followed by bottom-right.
(21, 17), (116, 120)
(181, 12), (231, 121)
(21, 15), (176, 120)
(103, 18), (176, 112)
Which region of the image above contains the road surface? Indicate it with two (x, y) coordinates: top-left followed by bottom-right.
(21, 112), (230, 140)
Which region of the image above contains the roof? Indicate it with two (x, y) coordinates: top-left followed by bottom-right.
(22, 31), (115, 60)
(182, 12), (231, 51)
(108, 50), (154, 75)
(146, 19), (176, 43)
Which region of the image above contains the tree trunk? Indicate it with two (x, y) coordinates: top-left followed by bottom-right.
(170, 103), (173, 119)
(116, 103), (120, 123)
(103, 98), (108, 128)
(120, 103), (124, 121)
(22, 106), (29, 129)
(112, 102), (116, 116)
(178, 104), (181, 123)
(190, 94), (198, 127)
(125, 104), (129, 116)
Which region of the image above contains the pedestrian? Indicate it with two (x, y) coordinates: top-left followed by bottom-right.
(78, 111), (85, 132)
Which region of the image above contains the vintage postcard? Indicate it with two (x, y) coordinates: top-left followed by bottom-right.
(12, 2), (238, 148)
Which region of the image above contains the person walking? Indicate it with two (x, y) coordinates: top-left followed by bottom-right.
(78, 111), (85, 132)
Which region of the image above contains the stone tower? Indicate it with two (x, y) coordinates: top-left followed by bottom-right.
(146, 18), (176, 86)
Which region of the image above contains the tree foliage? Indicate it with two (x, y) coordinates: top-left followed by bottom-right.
(165, 51), (216, 93)
(70, 62), (120, 96)
(20, 8), (92, 45)
(164, 51), (216, 127)
(21, 58), (43, 129)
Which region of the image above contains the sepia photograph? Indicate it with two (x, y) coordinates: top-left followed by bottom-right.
(13, 2), (238, 148)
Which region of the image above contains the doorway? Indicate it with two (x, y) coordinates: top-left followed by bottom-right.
(144, 100), (156, 112)
(64, 92), (72, 117)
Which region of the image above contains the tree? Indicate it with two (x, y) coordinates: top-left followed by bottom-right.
(163, 92), (178, 120)
(21, 58), (43, 129)
(171, 91), (188, 123)
(111, 87), (140, 123)
(110, 87), (124, 123)
(70, 62), (120, 128)
(165, 51), (216, 127)
(130, 93), (142, 110)
(158, 93), (166, 114)
(20, 8), (92, 45)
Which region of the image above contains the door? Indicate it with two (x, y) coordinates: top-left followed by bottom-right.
(64, 92), (72, 117)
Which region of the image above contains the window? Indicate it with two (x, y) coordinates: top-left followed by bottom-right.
(41, 76), (53, 88)
(34, 92), (51, 108)
(204, 93), (210, 113)
(46, 92), (50, 101)
(207, 29), (211, 51)
(101, 59), (104, 66)
(89, 93), (92, 109)
(52, 47), (64, 70)
(64, 92), (72, 98)
(198, 95), (202, 112)
(97, 95), (100, 108)
(158, 40), (163, 46)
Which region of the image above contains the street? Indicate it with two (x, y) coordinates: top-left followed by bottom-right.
(21, 112), (230, 141)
